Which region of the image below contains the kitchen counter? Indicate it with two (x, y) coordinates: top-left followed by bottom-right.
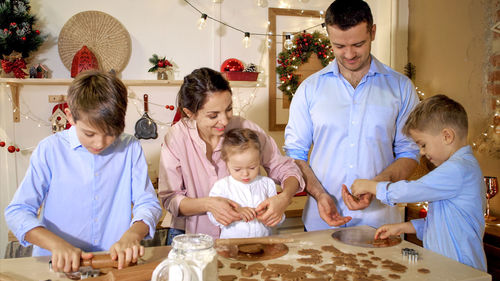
(0, 226), (491, 281)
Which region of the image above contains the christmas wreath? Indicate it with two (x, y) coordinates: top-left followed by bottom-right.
(276, 31), (334, 100)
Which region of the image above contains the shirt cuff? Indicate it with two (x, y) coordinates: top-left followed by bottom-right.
(411, 219), (425, 241)
(284, 148), (308, 162)
(375, 181), (394, 206)
(395, 151), (419, 162)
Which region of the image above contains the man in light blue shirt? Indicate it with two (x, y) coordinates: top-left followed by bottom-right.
(351, 95), (487, 271)
(284, 0), (419, 231)
(5, 71), (162, 272)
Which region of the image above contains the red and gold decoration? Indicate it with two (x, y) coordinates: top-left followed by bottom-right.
(0, 0), (46, 78)
(276, 31), (334, 100)
(221, 58), (259, 81)
(71, 45), (99, 78)
(148, 54), (173, 80)
(1, 51), (27, 78)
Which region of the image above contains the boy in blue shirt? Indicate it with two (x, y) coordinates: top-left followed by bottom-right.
(350, 94), (487, 271)
(5, 70), (162, 272)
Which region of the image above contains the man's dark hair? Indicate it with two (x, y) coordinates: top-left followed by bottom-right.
(325, 0), (373, 31)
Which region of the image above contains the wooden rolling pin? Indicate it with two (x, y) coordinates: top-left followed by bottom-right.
(215, 237), (294, 245)
(84, 260), (162, 281)
(81, 254), (137, 269)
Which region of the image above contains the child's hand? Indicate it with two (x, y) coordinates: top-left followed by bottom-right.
(350, 179), (378, 197)
(236, 207), (257, 222)
(375, 223), (405, 239)
(110, 222), (149, 269)
(50, 242), (93, 272)
(375, 222), (416, 240)
(208, 197), (242, 226)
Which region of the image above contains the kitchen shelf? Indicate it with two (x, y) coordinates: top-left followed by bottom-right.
(0, 78), (263, 122)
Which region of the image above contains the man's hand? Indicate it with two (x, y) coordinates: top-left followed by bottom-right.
(316, 192), (351, 226)
(342, 184), (373, 211)
(207, 197), (241, 226)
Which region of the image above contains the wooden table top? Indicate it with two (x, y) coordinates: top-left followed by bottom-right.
(0, 226), (491, 281)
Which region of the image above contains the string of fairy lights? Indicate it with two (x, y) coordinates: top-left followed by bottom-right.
(184, 0), (326, 49)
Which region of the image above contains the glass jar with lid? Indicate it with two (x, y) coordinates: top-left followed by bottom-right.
(151, 233), (218, 281)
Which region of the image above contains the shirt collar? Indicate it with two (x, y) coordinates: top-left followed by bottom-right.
(450, 145), (472, 159)
(68, 126), (82, 150)
(319, 55), (390, 78)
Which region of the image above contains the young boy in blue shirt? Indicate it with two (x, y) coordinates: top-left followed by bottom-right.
(350, 94), (487, 271)
(5, 70), (162, 272)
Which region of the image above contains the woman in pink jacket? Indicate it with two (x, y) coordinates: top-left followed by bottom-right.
(158, 68), (305, 242)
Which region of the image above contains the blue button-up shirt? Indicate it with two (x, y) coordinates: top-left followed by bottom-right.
(376, 146), (487, 271)
(5, 126), (162, 256)
(285, 56), (419, 231)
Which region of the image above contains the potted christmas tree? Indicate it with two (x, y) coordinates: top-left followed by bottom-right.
(0, 0), (46, 78)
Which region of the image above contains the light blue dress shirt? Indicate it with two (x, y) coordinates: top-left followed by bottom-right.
(5, 126), (162, 256)
(285, 56), (419, 231)
(376, 146), (487, 271)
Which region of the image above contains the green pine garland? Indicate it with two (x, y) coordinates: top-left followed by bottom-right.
(0, 0), (46, 58)
(276, 31), (334, 100)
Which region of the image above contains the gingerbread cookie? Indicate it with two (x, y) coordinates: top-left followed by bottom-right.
(298, 248), (322, 255)
(230, 262), (247, 270)
(297, 257), (322, 265)
(238, 243), (264, 254)
(219, 275), (237, 281)
(247, 262), (265, 271)
(281, 271), (306, 281)
(417, 268), (431, 274)
(218, 259), (224, 268)
(261, 269), (279, 278)
(388, 274), (401, 279)
(239, 279), (258, 281)
(296, 265), (315, 273)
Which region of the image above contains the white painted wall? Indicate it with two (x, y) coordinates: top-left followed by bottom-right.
(0, 0), (403, 258)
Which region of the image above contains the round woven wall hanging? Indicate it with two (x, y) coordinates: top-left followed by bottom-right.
(58, 11), (131, 73)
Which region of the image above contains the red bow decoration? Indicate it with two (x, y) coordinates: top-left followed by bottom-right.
(1, 58), (27, 79)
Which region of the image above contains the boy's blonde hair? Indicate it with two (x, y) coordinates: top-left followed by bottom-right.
(403, 94), (468, 140)
(221, 128), (261, 162)
(67, 70), (128, 136)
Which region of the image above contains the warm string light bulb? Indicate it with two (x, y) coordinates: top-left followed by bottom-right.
(243, 32), (251, 48)
(198, 14), (208, 30)
(284, 34), (293, 50)
(256, 0), (268, 7)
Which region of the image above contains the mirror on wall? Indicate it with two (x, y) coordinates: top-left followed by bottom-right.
(268, 8), (325, 131)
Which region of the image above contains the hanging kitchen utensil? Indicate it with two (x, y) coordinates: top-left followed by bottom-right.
(134, 94), (158, 139)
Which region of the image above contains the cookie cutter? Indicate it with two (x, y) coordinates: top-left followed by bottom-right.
(401, 247), (419, 262)
(49, 260), (100, 280)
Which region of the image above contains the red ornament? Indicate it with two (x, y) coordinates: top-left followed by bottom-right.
(7, 145), (15, 153)
(220, 58), (244, 72)
(419, 208), (427, 218)
(169, 105), (174, 110)
(15, 148), (20, 152)
(21, 37), (26, 41)
(35, 30), (40, 34)
(0, 141), (5, 147)
(71, 45), (99, 78)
